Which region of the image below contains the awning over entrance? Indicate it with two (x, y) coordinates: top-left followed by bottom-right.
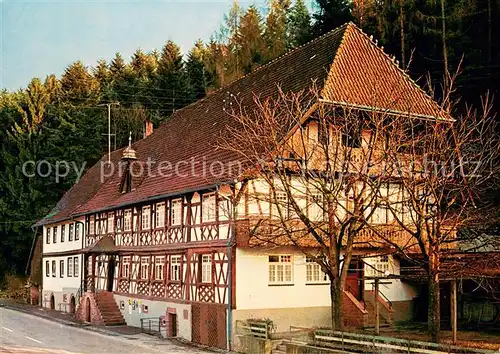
(82, 235), (118, 254)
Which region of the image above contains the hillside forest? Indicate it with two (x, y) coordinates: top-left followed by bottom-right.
(0, 0), (498, 281)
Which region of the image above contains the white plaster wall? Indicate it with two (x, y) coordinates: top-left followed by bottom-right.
(363, 255), (418, 302)
(42, 217), (85, 254)
(235, 248), (331, 310)
(113, 294), (192, 341)
(43, 254), (83, 292)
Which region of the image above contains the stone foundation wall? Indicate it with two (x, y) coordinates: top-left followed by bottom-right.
(75, 292), (103, 324)
(42, 289), (77, 313)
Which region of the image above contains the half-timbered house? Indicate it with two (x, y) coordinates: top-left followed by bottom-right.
(35, 23), (453, 350)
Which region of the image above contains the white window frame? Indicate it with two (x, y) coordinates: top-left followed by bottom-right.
(53, 226), (57, 243)
(67, 257), (73, 277)
(309, 193), (324, 221)
(61, 224), (65, 242)
(75, 223), (80, 240)
(52, 260), (56, 277)
(201, 254), (212, 283)
(140, 257), (149, 280)
(122, 256), (130, 278)
(306, 257), (328, 283)
(108, 212), (115, 233)
(367, 255), (390, 277)
(46, 228), (51, 244)
(171, 199), (182, 226)
(273, 192), (289, 219)
(69, 223), (74, 241)
(60, 260), (64, 278)
(89, 216), (95, 235)
(202, 194), (216, 222)
(170, 255), (181, 281)
(156, 203), (165, 228)
(45, 260), (50, 277)
(124, 210), (132, 231)
(154, 256), (165, 280)
(73, 256), (79, 277)
(268, 255), (293, 285)
(142, 206), (151, 230)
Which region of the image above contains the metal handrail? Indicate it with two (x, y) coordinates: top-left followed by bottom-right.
(140, 317), (161, 335)
(371, 283), (393, 309)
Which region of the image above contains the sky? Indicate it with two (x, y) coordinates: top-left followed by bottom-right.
(0, 0), (272, 91)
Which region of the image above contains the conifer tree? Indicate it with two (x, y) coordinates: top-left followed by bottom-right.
(60, 61), (100, 105)
(313, 0), (353, 35)
(264, 0), (290, 60)
(186, 40), (209, 99)
(287, 0), (312, 48)
(236, 5), (266, 74)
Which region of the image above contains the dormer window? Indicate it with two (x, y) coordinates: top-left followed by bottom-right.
(202, 193), (216, 222)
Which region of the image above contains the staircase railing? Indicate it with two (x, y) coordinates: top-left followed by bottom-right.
(371, 283), (393, 309)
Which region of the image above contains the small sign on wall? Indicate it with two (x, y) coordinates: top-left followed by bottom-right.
(119, 301), (125, 310)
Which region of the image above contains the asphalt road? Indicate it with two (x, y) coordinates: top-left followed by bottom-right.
(0, 307), (205, 353)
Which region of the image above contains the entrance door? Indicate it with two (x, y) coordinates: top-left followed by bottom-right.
(168, 313), (177, 337)
(346, 259), (364, 300)
(50, 295), (55, 310)
(70, 296), (76, 314)
(107, 257), (115, 292)
(85, 297), (91, 322)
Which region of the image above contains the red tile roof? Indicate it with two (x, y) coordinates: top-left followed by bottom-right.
(38, 23), (446, 224)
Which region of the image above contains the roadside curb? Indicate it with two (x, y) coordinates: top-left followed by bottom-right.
(1, 303), (123, 338)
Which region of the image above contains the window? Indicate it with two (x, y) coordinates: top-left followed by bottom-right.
(367, 255), (390, 277)
(269, 255), (293, 284)
(45, 261), (49, 277)
(69, 224), (74, 241)
(201, 254), (212, 283)
(108, 213), (114, 233)
(116, 216), (122, 232)
(306, 258), (328, 283)
(156, 203), (165, 228)
(202, 194), (216, 222)
(341, 127), (362, 148)
(273, 192), (289, 218)
(89, 216), (95, 235)
(46, 228), (51, 244)
(75, 223), (80, 240)
(53, 226), (57, 243)
(52, 260), (56, 277)
(142, 206), (151, 230)
(60, 260), (64, 277)
(154, 256), (165, 280)
(124, 210), (132, 231)
(121, 256), (130, 278)
(309, 193), (324, 221)
(318, 122), (329, 146)
(140, 257), (149, 280)
(171, 199), (182, 225)
(170, 255), (181, 281)
(73, 256), (79, 277)
(67, 257), (73, 277)
(61, 225), (65, 242)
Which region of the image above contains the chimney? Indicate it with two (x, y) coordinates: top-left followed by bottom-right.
(144, 120), (153, 138)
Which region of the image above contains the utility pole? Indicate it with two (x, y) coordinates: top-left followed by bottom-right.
(98, 102), (120, 163)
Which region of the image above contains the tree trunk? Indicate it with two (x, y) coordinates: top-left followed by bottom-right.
(399, 0), (406, 68)
(440, 0), (449, 80)
(330, 277), (343, 330)
(428, 251), (441, 342)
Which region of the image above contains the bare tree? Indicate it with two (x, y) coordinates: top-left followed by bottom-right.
(222, 86), (413, 330)
(382, 81), (499, 341)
